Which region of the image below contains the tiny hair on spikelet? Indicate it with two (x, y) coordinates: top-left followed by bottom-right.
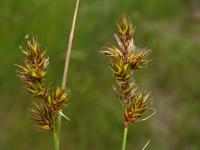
(16, 35), (69, 131)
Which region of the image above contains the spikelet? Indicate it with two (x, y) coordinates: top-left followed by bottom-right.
(129, 49), (149, 70)
(16, 35), (69, 131)
(26, 81), (49, 99)
(16, 36), (48, 83)
(45, 87), (68, 112)
(112, 59), (131, 83)
(101, 16), (151, 126)
(31, 103), (54, 131)
(124, 92), (150, 127)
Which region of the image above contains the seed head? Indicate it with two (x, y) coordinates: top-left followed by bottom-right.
(16, 36), (49, 83)
(31, 103), (54, 131)
(45, 87), (68, 112)
(100, 17), (152, 127)
(124, 92), (150, 127)
(16, 35), (69, 131)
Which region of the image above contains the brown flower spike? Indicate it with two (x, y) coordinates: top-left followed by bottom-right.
(101, 17), (151, 127)
(16, 36), (69, 131)
(31, 103), (54, 131)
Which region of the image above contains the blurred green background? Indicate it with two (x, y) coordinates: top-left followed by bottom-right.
(0, 0), (200, 149)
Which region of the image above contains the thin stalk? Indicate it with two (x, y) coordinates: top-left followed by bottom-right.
(56, 0), (80, 149)
(122, 127), (128, 150)
(53, 121), (59, 150)
(61, 0), (80, 88)
(53, 130), (59, 150)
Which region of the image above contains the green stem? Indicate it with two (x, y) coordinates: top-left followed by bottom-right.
(53, 126), (59, 150)
(122, 127), (128, 150)
(57, 111), (62, 145)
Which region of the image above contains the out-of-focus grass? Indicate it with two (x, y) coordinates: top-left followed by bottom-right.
(0, 0), (200, 149)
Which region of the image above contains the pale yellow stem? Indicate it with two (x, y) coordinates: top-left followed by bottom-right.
(56, 0), (80, 149)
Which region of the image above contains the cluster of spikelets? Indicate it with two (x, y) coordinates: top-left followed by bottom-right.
(16, 36), (69, 131)
(101, 17), (151, 127)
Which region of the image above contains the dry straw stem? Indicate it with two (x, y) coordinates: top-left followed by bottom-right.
(57, 0), (80, 148)
(62, 0), (80, 88)
(100, 16), (155, 150)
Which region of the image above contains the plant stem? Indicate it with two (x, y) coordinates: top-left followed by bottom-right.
(53, 130), (59, 150)
(61, 0), (80, 89)
(122, 127), (128, 150)
(56, 0), (80, 149)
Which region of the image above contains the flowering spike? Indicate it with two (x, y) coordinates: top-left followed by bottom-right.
(100, 16), (153, 127)
(45, 87), (68, 112)
(31, 103), (54, 131)
(26, 81), (49, 99)
(16, 35), (69, 131)
(124, 91), (150, 126)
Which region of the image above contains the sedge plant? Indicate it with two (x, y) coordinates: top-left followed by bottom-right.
(15, 36), (69, 150)
(16, 0), (80, 150)
(100, 17), (155, 150)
